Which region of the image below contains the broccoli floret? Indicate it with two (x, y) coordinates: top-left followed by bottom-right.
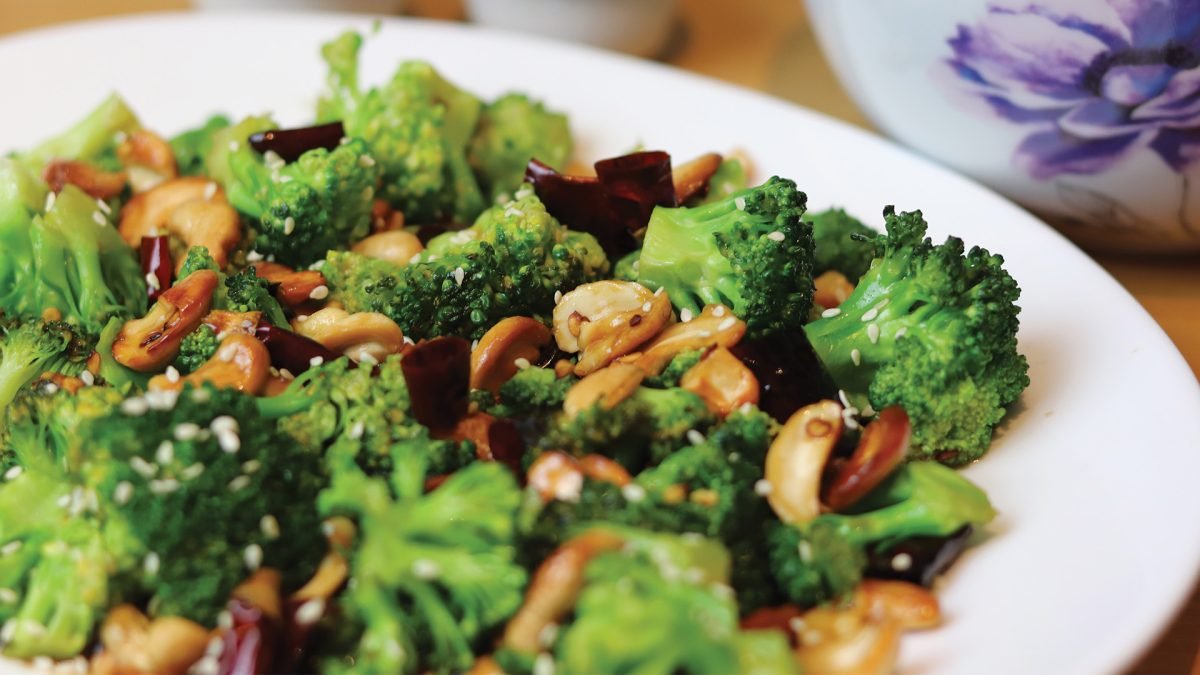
(807, 207), (878, 282)
(319, 31), (485, 223)
(613, 249), (640, 281)
(803, 207), (1030, 463)
(177, 245), (222, 277)
(467, 93), (572, 203)
(0, 317), (93, 415)
(489, 366), (576, 417)
(542, 386), (714, 471)
(325, 449), (526, 674)
(323, 191), (608, 340)
(15, 94), (140, 175)
(767, 518), (866, 608)
(692, 157), (749, 206)
(176, 247), (289, 326)
(0, 172), (145, 334)
(173, 324), (218, 375)
(637, 177), (814, 337)
(644, 349), (702, 388)
(169, 113), (231, 176)
(81, 385), (327, 624)
(3, 384), (122, 475)
(206, 117), (380, 267)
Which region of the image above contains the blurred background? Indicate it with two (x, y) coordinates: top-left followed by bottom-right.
(0, 1), (1196, 672)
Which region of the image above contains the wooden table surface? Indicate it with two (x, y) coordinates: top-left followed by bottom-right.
(3, 0), (1198, 672)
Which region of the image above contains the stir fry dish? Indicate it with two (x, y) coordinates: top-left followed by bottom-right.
(0, 29), (1029, 674)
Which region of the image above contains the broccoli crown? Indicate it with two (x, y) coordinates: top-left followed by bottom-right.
(80, 385), (327, 624)
(644, 349), (703, 388)
(169, 113), (231, 177)
(319, 31), (485, 223)
(807, 207), (878, 282)
(490, 366), (576, 418)
(542, 386), (714, 472)
(326, 449), (527, 674)
(214, 118), (380, 267)
(173, 324), (219, 375)
(222, 266), (289, 326)
(3, 384), (122, 475)
(612, 248), (640, 282)
(16, 93), (140, 175)
(0, 316), (94, 414)
(692, 157), (749, 206)
(803, 207), (1030, 464)
(323, 192), (608, 340)
(767, 518), (866, 608)
(0, 177), (145, 334)
(467, 93), (572, 203)
(177, 245), (222, 277)
(637, 176), (814, 337)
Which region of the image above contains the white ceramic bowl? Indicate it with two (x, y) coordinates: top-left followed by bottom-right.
(806, 0), (1200, 254)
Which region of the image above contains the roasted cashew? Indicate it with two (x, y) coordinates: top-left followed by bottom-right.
(233, 568), (283, 622)
(858, 580), (941, 630)
(680, 346), (760, 416)
(763, 400), (843, 525)
(553, 280), (672, 376)
(113, 269), (218, 372)
(43, 160), (126, 200)
(470, 317), (552, 393)
(97, 604), (210, 675)
(351, 229), (424, 266)
(117, 129), (178, 192)
(253, 261), (329, 309)
(149, 333), (270, 394)
(118, 177), (240, 270)
(794, 600), (901, 675)
(501, 529), (626, 653)
(634, 304), (746, 375)
(814, 270), (855, 311)
(203, 310), (261, 339)
(292, 550), (349, 603)
(527, 451), (632, 503)
(292, 307), (405, 364)
(563, 363), (645, 418)
(673, 152), (723, 203)
(578, 454), (632, 487)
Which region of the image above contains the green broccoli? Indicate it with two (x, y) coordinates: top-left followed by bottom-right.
(322, 191), (608, 340)
(80, 385), (327, 624)
(768, 462), (994, 608)
(637, 176), (814, 337)
(541, 385), (714, 471)
(803, 207), (1030, 464)
(807, 207), (878, 282)
(613, 249), (640, 282)
(0, 172), (145, 334)
(95, 317), (148, 394)
(0, 317), (93, 415)
(692, 157), (749, 206)
(467, 93), (571, 203)
(176, 246), (289, 326)
(644, 349), (703, 388)
(173, 324), (219, 375)
(318, 31), (485, 223)
(169, 113), (231, 176)
(3, 384), (122, 475)
(206, 117), (380, 267)
(487, 366), (576, 418)
(15, 93), (140, 175)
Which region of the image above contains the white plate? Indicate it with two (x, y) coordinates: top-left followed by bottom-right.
(1, 12), (1198, 675)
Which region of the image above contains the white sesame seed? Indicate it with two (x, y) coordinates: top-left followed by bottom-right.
(241, 460), (261, 474)
(96, 199), (111, 214)
(181, 463), (205, 480)
(174, 423), (201, 441)
(850, 349), (861, 367)
(861, 308), (879, 322)
(754, 479), (773, 496)
(3, 466), (21, 481)
(412, 558), (440, 579)
(217, 430), (241, 454)
(867, 323), (881, 344)
(538, 622), (559, 649)
(56, 494), (71, 508)
(641, 301), (652, 312)
(348, 421), (366, 440)
(283, 216), (296, 236)
(453, 267), (465, 286)
(717, 317), (737, 331)
(113, 481), (133, 505)
(191, 656), (220, 675)
(146, 389), (180, 410)
(149, 479), (180, 495)
(621, 484), (646, 502)
(766, 230), (785, 242)
(309, 285), (329, 300)
(358, 154), (376, 167)
(155, 441), (174, 465)
(129, 456), (157, 478)
(228, 140), (239, 151)
(895, 327), (908, 339)
(734, 197), (747, 211)
(338, 136), (350, 146)
(654, 287), (664, 296)
(712, 305), (727, 317)
(821, 307), (841, 318)
(1, 541), (22, 556)
(79, 371), (95, 386)
(552, 471), (584, 503)
(408, 253), (423, 265)
(862, 403), (876, 417)
(164, 365), (180, 383)
(837, 389), (851, 408)
(32, 656), (51, 671)
(361, 186), (374, 201)
(246, 249), (264, 262)
(202, 181), (218, 201)
(41, 382), (59, 396)
(891, 553), (913, 571)
(218, 347), (234, 362)
(533, 653), (555, 675)
(679, 308), (694, 323)
(309, 356), (325, 368)
(92, 211), (107, 226)
(243, 544), (263, 571)
(144, 552), (160, 575)
(210, 415), (238, 435)
(228, 475), (251, 492)
(686, 429), (706, 445)
(403, 336), (415, 346)
(798, 540), (814, 562)
(144, 272), (160, 290)
(217, 610), (233, 630)
(0, 589), (16, 605)
(554, 290), (563, 304)
(44, 191), (56, 211)
(121, 397), (149, 416)
(279, 368), (296, 380)
(513, 357), (531, 370)
(260, 515), (280, 540)
(295, 598), (325, 626)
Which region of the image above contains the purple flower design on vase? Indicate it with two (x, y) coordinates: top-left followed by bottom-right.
(946, 0), (1200, 183)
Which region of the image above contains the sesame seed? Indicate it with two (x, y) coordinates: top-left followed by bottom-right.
(164, 365), (180, 383)
(228, 475), (251, 491)
(821, 307), (841, 318)
(217, 611), (233, 630)
(861, 308), (879, 322)
(622, 484), (646, 502)
(641, 301), (652, 312)
(241, 460), (261, 474)
(680, 308), (694, 323)
(408, 253), (423, 265)
(263, 150), (285, 170)
(113, 481), (133, 505)
(453, 267), (465, 286)
(712, 305), (727, 317)
(356, 352), (378, 366)
(149, 479), (180, 495)
(295, 598), (326, 626)
(798, 540), (813, 562)
(766, 230), (785, 242)
(754, 479), (772, 496)
(554, 290), (563, 304)
(358, 154), (376, 167)
(279, 368), (296, 380)
(260, 515), (280, 540)
(246, 250), (264, 262)
(205, 635), (225, 658)
(513, 357), (531, 370)
(361, 186), (374, 201)
(553, 471), (584, 503)
(309, 285), (329, 300)
(686, 429), (706, 445)
(217, 430), (241, 454)
(1, 541), (21, 556)
(295, 315), (308, 324)
(734, 197), (747, 210)
(79, 371), (95, 386)
(0, 589), (16, 604)
(837, 389), (851, 408)
(96, 199), (111, 214)
(191, 657), (220, 675)
(129, 456), (157, 478)
(862, 403), (876, 417)
(244, 544), (263, 571)
(717, 317), (737, 331)
(534, 653), (555, 675)
(654, 287), (664, 296)
(180, 463), (205, 480)
(174, 423), (201, 441)
(146, 389), (180, 410)
(155, 441), (174, 465)
(412, 559), (440, 579)
(144, 552), (160, 575)
(32, 657), (51, 671)
(538, 623), (559, 649)
(348, 421), (365, 440)
(403, 336), (415, 346)
(891, 553), (913, 571)
(283, 216), (295, 236)
(338, 136), (350, 146)
(121, 397), (149, 416)
(203, 182), (218, 200)
(850, 349), (861, 366)
(309, 356), (325, 368)
(92, 211), (107, 226)
(228, 140), (239, 151)
(867, 323), (881, 344)
(895, 327), (908, 339)
(3, 466), (21, 481)
(44, 191), (56, 211)
(40, 381), (59, 396)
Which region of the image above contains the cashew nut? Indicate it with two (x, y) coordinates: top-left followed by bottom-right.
(794, 601), (900, 675)
(149, 333), (270, 395)
(673, 152), (723, 203)
(113, 269), (218, 372)
(467, 656), (505, 675)
(232, 568), (283, 622)
(118, 177), (240, 271)
(553, 280), (672, 376)
(563, 362), (645, 418)
(527, 451), (633, 503)
(763, 400), (843, 525)
(253, 261), (329, 309)
(292, 550), (349, 603)
(292, 307), (405, 364)
(117, 129), (178, 193)
(634, 304), (746, 375)
(203, 310), (261, 338)
(814, 270), (855, 311)
(501, 529), (626, 654)
(98, 604), (210, 675)
(351, 229), (424, 266)
(680, 346), (760, 416)
(43, 160), (126, 200)
(470, 317), (552, 393)
(858, 580), (941, 630)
